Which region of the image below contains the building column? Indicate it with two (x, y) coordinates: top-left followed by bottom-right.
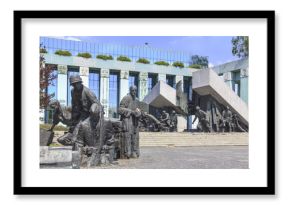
(139, 72), (148, 101)
(223, 72), (234, 90)
(175, 75), (183, 91)
(187, 79), (193, 130)
(240, 68), (249, 104)
(79, 67), (89, 87)
(57, 65), (68, 106)
(158, 73), (166, 83)
(120, 70), (129, 100)
(100, 69), (110, 117)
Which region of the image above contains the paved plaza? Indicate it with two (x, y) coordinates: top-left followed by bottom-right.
(94, 145), (248, 169)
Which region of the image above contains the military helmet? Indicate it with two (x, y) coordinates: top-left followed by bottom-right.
(69, 75), (82, 85)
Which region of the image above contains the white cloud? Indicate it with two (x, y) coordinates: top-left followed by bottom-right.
(48, 36), (82, 41)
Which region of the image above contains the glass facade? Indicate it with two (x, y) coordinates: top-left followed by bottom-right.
(67, 68), (79, 106)
(40, 37), (192, 67)
(89, 69), (100, 100)
(108, 71), (120, 118)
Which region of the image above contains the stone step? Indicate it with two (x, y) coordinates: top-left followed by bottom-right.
(139, 132), (248, 146)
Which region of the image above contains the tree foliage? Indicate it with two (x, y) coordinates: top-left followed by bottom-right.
(190, 55), (209, 68)
(231, 36), (249, 58)
(40, 52), (57, 109)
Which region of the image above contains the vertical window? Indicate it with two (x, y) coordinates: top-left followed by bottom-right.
(128, 72), (139, 97)
(183, 77), (192, 99)
(148, 73), (158, 92)
(166, 75), (176, 88)
(89, 69), (100, 100)
(109, 71), (120, 118)
(67, 68), (79, 106)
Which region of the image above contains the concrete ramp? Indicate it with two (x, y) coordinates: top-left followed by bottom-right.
(192, 68), (248, 125)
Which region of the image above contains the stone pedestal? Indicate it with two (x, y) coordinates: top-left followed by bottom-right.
(40, 146), (80, 169)
(100, 69), (110, 117)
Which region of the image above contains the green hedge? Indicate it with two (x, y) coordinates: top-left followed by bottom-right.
(77, 52), (92, 58)
(188, 64), (202, 69)
(96, 54), (113, 60)
(172, 61), (184, 68)
(154, 61), (169, 66)
(137, 58), (150, 64)
(40, 48), (48, 53)
(117, 55), (131, 62)
(54, 50), (72, 56)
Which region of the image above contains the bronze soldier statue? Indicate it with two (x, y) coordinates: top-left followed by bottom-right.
(74, 103), (115, 167)
(118, 85), (141, 159)
(192, 106), (211, 132)
(57, 74), (101, 146)
(222, 106), (233, 132)
(170, 110), (178, 132)
(160, 110), (171, 131)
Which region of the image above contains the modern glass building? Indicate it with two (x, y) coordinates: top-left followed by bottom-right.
(40, 37), (248, 125)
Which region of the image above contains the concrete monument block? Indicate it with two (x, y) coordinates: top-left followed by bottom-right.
(177, 115), (187, 132)
(192, 68), (248, 125)
(143, 80), (176, 108)
(40, 146), (80, 168)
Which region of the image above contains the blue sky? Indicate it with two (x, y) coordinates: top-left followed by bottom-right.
(55, 36), (240, 66)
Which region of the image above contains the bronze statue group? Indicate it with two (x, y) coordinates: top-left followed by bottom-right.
(49, 75), (143, 167)
(48, 74), (246, 168)
(192, 105), (247, 133)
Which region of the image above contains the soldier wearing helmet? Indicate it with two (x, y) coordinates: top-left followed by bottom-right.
(57, 74), (102, 146)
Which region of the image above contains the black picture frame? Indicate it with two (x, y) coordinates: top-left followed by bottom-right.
(14, 10), (275, 195)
